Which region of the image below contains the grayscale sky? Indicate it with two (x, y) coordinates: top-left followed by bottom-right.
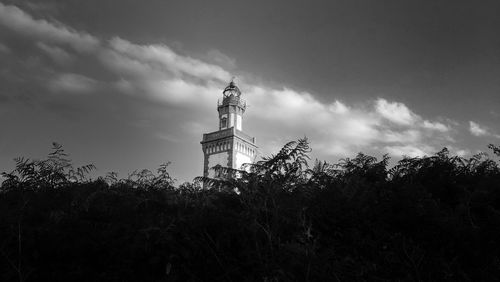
(1, 0), (499, 183)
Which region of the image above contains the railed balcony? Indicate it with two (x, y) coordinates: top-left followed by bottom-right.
(217, 95), (246, 110)
(201, 127), (256, 144)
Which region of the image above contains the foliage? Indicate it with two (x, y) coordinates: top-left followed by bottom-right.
(1, 143), (95, 190)
(1, 140), (500, 281)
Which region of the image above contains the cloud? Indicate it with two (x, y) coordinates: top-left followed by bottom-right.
(0, 3), (461, 162)
(384, 145), (429, 158)
(100, 35), (454, 158)
(469, 121), (500, 139)
(240, 83), (454, 157)
(244, 86), (380, 149)
(0, 3), (99, 53)
(0, 42), (10, 54)
(107, 37), (230, 82)
(375, 98), (417, 125)
(100, 38), (234, 112)
(22, 1), (60, 14)
(381, 129), (421, 144)
(49, 73), (99, 94)
(469, 121), (488, 136)
(36, 42), (74, 65)
(422, 120), (449, 132)
(205, 49), (237, 70)
(328, 101), (350, 114)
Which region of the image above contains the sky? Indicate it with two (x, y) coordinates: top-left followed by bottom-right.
(0, 0), (499, 183)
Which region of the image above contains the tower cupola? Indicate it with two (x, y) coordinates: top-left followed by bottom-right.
(223, 80), (241, 98)
(217, 80), (246, 130)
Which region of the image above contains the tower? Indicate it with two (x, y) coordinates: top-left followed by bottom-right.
(200, 80), (258, 178)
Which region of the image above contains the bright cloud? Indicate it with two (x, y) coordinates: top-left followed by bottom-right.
(469, 121), (488, 136)
(422, 120), (449, 132)
(376, 98), (417, 125)
(328, 101), (349, 114)
(469, 121), (500, 139)
(381, 129), (421, 144)
(239, 83), (453, 157)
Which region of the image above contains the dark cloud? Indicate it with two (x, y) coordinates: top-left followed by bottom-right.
(36, 42), (74, 65)
(0, 42), (10, 53)
(0, 3), (99, 52)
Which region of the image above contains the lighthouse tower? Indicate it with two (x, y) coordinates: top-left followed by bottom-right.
(200, 80), (258, 178)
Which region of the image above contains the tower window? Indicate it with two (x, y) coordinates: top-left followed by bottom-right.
(220, 117), (227, 128)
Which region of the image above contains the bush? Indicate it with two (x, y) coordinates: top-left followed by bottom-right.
(1, 140), (500, 281)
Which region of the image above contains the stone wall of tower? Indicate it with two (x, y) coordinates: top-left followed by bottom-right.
(201, 136), (234, 177)
(232, 137), (257, 170)
(218, 103), (245, 131)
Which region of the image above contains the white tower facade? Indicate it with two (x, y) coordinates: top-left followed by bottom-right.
(200, 81), (258, 178)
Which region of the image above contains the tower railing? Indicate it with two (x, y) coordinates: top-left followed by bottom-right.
(201, 127), (234, 143)
(234, 129), (256, 144)
(201, 127), (256, 144)
(217, 97), (247, 110)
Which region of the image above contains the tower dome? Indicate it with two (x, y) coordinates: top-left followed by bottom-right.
(220, 80), (246, 109)
(223, 80), (241, 98)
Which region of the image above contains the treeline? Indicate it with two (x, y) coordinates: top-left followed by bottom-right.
(1, 140), (500, 281)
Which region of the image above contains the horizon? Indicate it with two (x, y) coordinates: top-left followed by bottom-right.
(1, 0), (499, 183)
